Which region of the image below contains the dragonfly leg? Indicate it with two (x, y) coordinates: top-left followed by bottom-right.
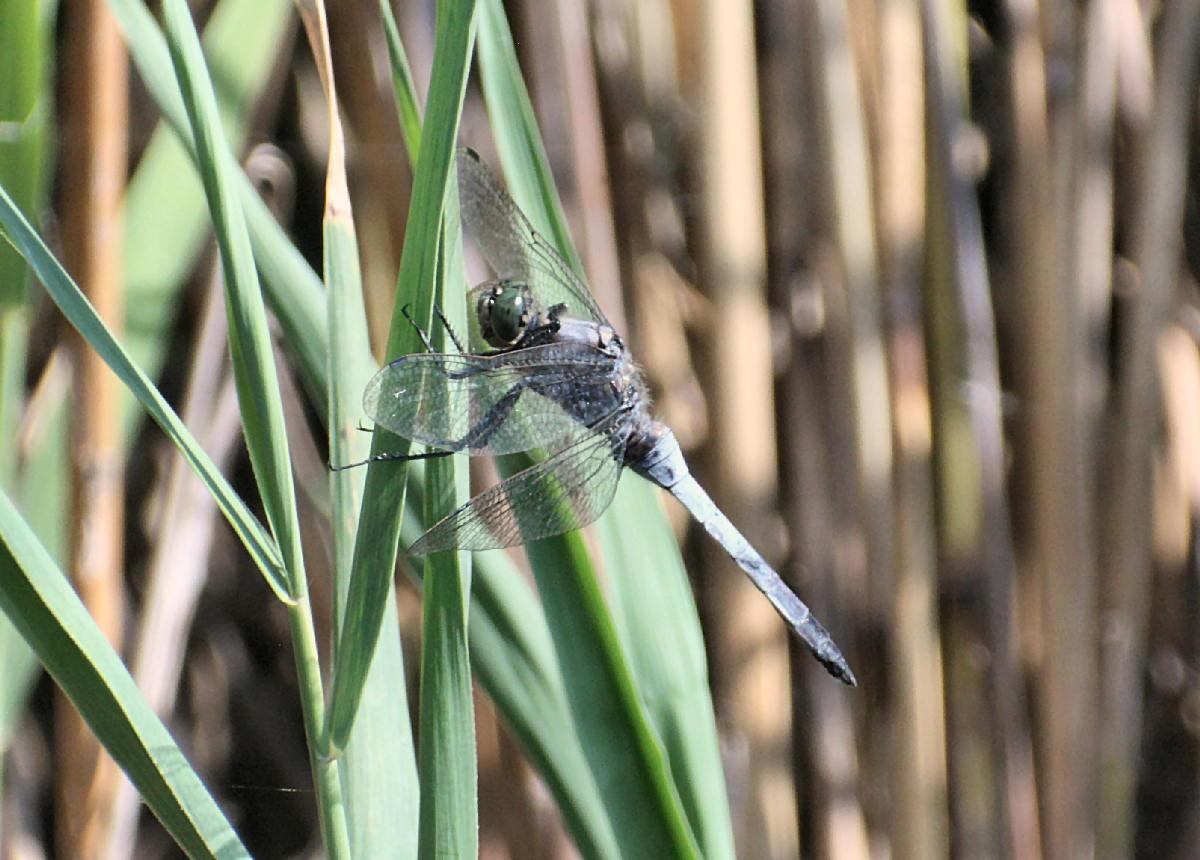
(353, 379), (527, 465)
(454, 381), (527, 449)
(519, 303), (565, 341)
(400, 304), (438, 353)
(400, 302), (469, 354)
(329, 446), (456, 471)
(432, 303), (468, 353)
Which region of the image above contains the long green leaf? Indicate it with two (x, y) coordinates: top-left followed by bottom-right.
(0, 488), (249, 860)
(326, 0), (476, 758)
(379, 0), (423, 162)
(417, 173), (478, 859)
(108, 0), (329, 412)
(463, 554), (623, 858)
(0, 0), (48, 754)
(599, 490), (736, 859)
(522, 531), (698, 858)
(327, 206), (420, 859)
(478, 1), (723, 855)
(161, 0), (304, 598)
(322, 61), (421, 860)
(0, 181), (287, 595)
(0, 0), (43, 314)
(159, 4), (349, 855)
(120, 0), (297, 426)
(373, 13), (622, 858)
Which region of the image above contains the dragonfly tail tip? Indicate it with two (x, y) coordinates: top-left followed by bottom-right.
(812, 641), (857, 686)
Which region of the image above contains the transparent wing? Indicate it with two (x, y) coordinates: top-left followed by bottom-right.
(407, 414), (627, 554)
(363, 343), (622, 455)
(457, 148), (607, 330)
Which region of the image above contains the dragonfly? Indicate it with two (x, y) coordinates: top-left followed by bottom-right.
(364, 147), (855, 685)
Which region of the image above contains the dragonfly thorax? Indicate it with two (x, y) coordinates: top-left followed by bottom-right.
(476, 280), (534, 347)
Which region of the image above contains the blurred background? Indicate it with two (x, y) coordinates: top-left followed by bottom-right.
(2, 0), (1200, 857)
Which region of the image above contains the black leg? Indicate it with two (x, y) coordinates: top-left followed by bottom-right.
(333, 379), (528, 472)
(456, 381), (526, 450)
(432, 302), (468, 353)
(328, 446), (456, 472)
(401, 304), (438, 353)
(401, 302), (469, 354)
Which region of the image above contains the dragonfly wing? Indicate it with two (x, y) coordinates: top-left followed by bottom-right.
(363, 345), (621, 455)
(457, 148), (608, 328)
(407, 415), (627, 554)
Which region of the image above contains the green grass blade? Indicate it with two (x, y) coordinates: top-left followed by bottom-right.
(379, 0), (423, 162)
(417, 178), (478, 858)
(0, 181), (287, 594)
(161, 0), (304, 595)
(418, 530), (478, 858)
(477, 1), (722, 855)
(0, 489), (250, 860)
(0, 0), (43, 314)
(0, 0), (47, 757)
(321, 67), (420, 857)
(599, 488), (736, 859)
(108, 0), (330, 412)
(120, 0), (298, 423)
(521, 533), (699, 858)
(159, 4), (349, 855)
(462, 553), (623, 859)
(327, 197), (420, 860)
(326, 0), (476, 757)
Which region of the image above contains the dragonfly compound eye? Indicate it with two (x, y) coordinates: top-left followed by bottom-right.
(478, 282), (531, 346)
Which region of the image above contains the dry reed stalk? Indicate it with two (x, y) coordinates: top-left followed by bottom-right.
(55, 0), (129, 856)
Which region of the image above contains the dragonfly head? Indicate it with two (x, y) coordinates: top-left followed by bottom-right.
(477, 281), (533, 347)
